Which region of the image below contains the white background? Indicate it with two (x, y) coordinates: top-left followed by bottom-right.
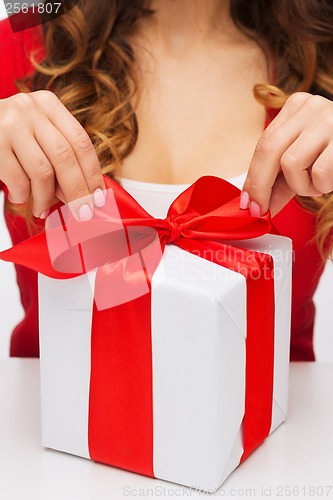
(0, 1), (6, 18)
(0, 4), (332, 359)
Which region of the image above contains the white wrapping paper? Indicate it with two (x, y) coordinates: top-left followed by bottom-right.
(38, 233), (292, 491)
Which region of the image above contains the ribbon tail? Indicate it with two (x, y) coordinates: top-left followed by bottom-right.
(0, 231), (79, 279)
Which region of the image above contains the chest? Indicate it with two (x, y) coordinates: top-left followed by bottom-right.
(119, 41), (270, 184)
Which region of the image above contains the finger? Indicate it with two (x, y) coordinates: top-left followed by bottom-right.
(269, 171), (295, 217)
(242, 118), (302, 215)
(33, 91), (106, 205)
(240, 93), (312, 213)
(241, 94), (324, 215)
(261, 92), (312, 136)
(269, 143), (333, 217)
(34, 117), (95, 221)
(280, 129), (327, 196)
(55, 182), (65, 204)
(311, 145), (333, 194)
(11, 128), (56, 218)
(0, 148), (31, 204)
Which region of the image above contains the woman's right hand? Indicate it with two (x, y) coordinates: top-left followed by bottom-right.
(0, 90), (106, 221)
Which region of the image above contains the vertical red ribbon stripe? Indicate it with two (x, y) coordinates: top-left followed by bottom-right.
(87, 238), (275, 473)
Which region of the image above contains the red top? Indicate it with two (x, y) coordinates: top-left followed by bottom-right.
(0, 17), (326, 360)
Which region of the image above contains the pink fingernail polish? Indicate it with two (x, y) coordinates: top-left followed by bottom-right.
(93, 188), (106, 207)
(39, 209), (50, 219)
(79, 204), (93, 221)
(240, 191), (249, 209)
(250, 200), (261, 217)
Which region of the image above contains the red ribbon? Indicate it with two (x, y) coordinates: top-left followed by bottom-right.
(0, 174), (276, 475)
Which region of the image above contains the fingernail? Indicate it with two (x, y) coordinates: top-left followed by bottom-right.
(39, 209), (50, 219)
(93, 188), (106, 207)
(250, 200), (261, 217)
(79, 204), (93, 221)
(240, 191), (249, 209)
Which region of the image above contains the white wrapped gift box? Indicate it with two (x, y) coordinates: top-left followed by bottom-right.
(38, 233), (292, 492)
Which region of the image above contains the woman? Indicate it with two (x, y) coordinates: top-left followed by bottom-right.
(0, 0), (332, 359)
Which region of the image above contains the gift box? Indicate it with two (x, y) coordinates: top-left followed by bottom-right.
(0, 175), (292, 492)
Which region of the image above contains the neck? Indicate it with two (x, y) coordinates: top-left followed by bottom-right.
(135, 0), (244, 52)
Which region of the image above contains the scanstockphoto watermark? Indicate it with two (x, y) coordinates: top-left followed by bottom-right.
(122, 484), (257, 497)
(4, 0), (79, 32)
(162, 244), (294, 283)
(122, 484), (333, 497)
(159, 259), (286, 283)
(43, 187), (293, 311)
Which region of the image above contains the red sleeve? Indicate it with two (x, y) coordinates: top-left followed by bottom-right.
(0, 16), (46, 357)
(0, 16), (45, 98)
(0, 16), (45, 193)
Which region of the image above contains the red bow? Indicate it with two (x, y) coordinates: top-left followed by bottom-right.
(0, 174), (274, 282)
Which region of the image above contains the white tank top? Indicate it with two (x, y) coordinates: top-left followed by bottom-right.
(119, 172), (247, 219)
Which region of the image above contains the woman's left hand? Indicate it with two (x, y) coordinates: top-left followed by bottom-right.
(240, 92), (333, 217)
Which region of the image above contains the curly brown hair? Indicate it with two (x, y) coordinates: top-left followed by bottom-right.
(9, 0), (333, 260)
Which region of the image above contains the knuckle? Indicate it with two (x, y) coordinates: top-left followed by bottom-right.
(11, 92), (33, 109)
(84, 166), (102, 185)
(32, 89), (58, 103)
(3, 94), (35, 131)
(2, 111), (22, 131)
(280, 151), (299, 172)
(313, 162), (329, 176)
(312, 180), (327, 194)
(35, 159), (54, 181)
(6, 95), (35, 127)
(11, 119), (28, 135)
(308, 94), (327, 110)
(32, 90), (60, 114)
(311, 161), (329, 185)
(311, 164), (331, 192)
(54, 143), (74, 164)
(254, 134), (275, 156)
(286, 92), (309, 109)
(75, 131), (94, 152)
(1, 112), (17, 132)
(247, 181), (263, 197)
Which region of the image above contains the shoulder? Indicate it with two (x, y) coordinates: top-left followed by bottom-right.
(0, 16), (45, 100)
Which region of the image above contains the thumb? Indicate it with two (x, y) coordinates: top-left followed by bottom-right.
(269, 170), (295, 217)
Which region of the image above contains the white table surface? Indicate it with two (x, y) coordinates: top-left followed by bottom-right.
(0, 360), (332, 500)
